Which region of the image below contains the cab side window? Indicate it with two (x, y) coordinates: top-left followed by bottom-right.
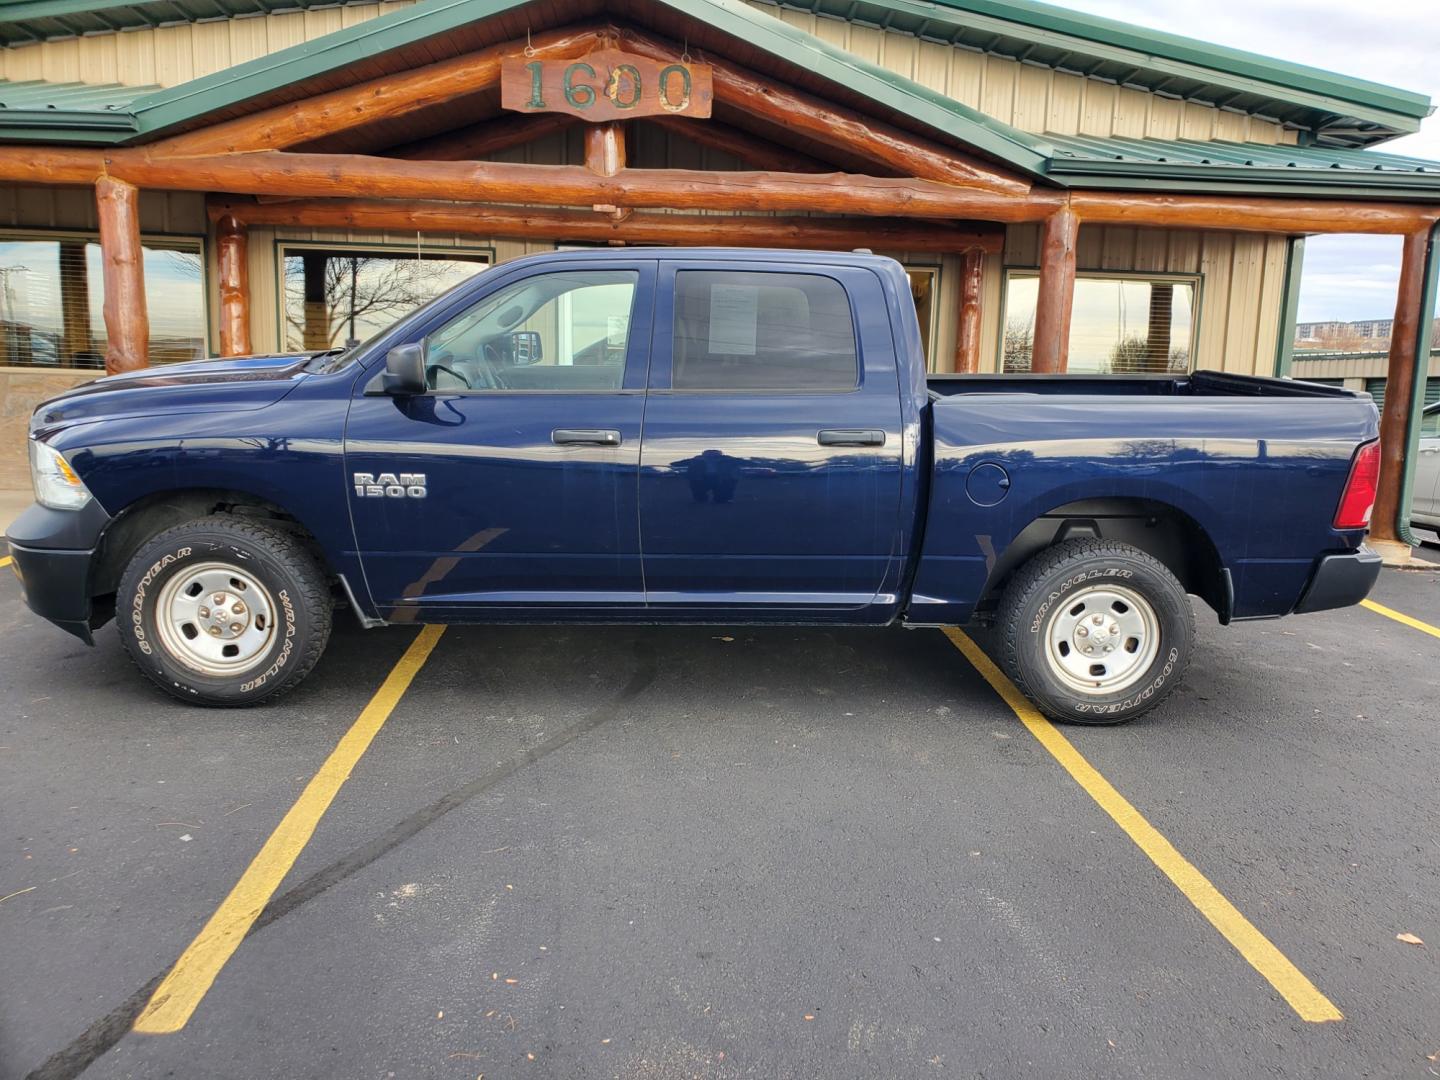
(671, 270), (858, 391)
(422, 269), (637, 391)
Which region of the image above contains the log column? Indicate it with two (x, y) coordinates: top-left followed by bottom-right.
(1031, 208), (1079, 373)
(585, 121), (628, 222)
(216, 214), (252, 357)
(95, 176), (149, 374)
(953, 248), (985, 373)
(584, 121), (626, 176)
(1371, 227), (1430, 551)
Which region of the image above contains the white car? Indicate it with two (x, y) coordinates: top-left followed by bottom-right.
(1414, 402), (1440, 533)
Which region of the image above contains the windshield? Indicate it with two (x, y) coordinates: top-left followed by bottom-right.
(307, 262), (502, 374)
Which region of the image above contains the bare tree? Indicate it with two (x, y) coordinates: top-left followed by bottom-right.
(285, 256), (444, 348)
(1002, 318), (1033, 372)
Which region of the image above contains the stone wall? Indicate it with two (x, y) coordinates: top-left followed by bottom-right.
(0, 367), (96, 490)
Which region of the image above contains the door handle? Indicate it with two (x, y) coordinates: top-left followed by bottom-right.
(552, 428), (622, 446)
(817, 429), (886, 447)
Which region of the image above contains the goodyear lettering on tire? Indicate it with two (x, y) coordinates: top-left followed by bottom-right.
(131, 546), (191, 657)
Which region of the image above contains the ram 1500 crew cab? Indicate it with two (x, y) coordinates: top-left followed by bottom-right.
(7, 249), (1383, 723)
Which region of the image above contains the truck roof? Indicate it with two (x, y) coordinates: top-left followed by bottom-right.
(494, 247), (905, 273)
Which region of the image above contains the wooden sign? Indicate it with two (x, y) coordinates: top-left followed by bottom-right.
(501, 49), (712, 121)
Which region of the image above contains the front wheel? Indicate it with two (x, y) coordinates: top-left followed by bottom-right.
(116, 514), (333, 705)
(996, 539), (1194, 725)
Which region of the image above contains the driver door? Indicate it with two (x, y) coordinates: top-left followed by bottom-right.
(345, 259), (655, 617)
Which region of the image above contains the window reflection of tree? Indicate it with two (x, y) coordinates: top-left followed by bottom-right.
(283, 254), (485, 351)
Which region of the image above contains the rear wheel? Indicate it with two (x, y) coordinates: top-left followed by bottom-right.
(996, 539), (1193, 725)
(117, 514), (332, 705)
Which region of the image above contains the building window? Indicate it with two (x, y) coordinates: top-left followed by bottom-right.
(1002, 271), (1199, 374)
(0, 232), (205, 369)
(904, 266), (939, 372)
(279, 244), (492, 352)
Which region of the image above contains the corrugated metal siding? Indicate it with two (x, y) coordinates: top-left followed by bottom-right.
(1292, 352), (1440, 381)
(754, 3), (1295, 145)
(1365, 376), (1440, 413)
(0, 2), (416, 88)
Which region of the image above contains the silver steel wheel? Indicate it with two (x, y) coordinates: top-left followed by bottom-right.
(154, 561), (277, 677)
(1043, 583), (1160, 696)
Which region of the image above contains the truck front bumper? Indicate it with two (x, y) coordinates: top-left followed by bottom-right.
(5, 500), (111, 645)
(1293, 546), (1382, 614)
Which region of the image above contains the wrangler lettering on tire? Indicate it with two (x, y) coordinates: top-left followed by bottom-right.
(996, 539), (1194, 726)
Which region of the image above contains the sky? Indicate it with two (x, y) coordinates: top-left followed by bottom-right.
(1058, 0), (1440, 324)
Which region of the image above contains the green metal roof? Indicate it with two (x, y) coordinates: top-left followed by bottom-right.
(0, 77), (152, 141)
(0, 0), (1430, 149)
(1040, 134), (1440, 200)
(756, 0), (1431, 148)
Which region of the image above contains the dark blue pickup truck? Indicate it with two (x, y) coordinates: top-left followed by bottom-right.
(7, 248), (1383, 723)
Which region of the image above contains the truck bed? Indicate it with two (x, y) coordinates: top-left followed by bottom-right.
(908, 369), (1379, 627)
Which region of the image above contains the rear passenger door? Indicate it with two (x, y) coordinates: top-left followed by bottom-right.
(638, 261), (904, 613)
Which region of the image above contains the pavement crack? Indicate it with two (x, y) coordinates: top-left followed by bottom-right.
(23, 642), (657, 1080)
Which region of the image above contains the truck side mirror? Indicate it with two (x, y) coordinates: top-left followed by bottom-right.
(509, 330), (543, 365)
(382, 343), (426, 395)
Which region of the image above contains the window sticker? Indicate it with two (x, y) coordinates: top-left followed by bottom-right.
(707, 284), (759, 355)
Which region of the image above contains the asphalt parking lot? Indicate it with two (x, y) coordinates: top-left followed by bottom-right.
(2, 549), (1438, 1080)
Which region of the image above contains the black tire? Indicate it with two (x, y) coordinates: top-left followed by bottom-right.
(116, 514), (332, 706)
(996, 539), (1193, 725)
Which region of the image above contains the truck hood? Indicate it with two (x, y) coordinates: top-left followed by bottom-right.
(32, 353), (317, 431)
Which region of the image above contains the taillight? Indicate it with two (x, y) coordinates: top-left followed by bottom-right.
(1333, 439), (1381, 530)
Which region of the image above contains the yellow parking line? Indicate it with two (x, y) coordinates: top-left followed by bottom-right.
(133, 624), (446, 1035)
(0, 555), (11, 568)
(1360, 599), (1440, 640)
(943, 628), (1342, 1024)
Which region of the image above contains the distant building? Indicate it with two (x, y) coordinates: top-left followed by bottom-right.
(1295, 317), (1440, 350)
(1296, 318), (1394, 345)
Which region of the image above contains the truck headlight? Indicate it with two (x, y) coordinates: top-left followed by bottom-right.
(29, 439), (93, 510)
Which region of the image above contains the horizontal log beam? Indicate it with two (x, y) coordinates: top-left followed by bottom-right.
(618, 25), (1032, 198)
(1068, 192), (1438, 236)
(207, 197), (1006, 254)
(156, 26), (603, 157)
(3, 147), (1437, 236)
(0, 147), (1061, 221)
